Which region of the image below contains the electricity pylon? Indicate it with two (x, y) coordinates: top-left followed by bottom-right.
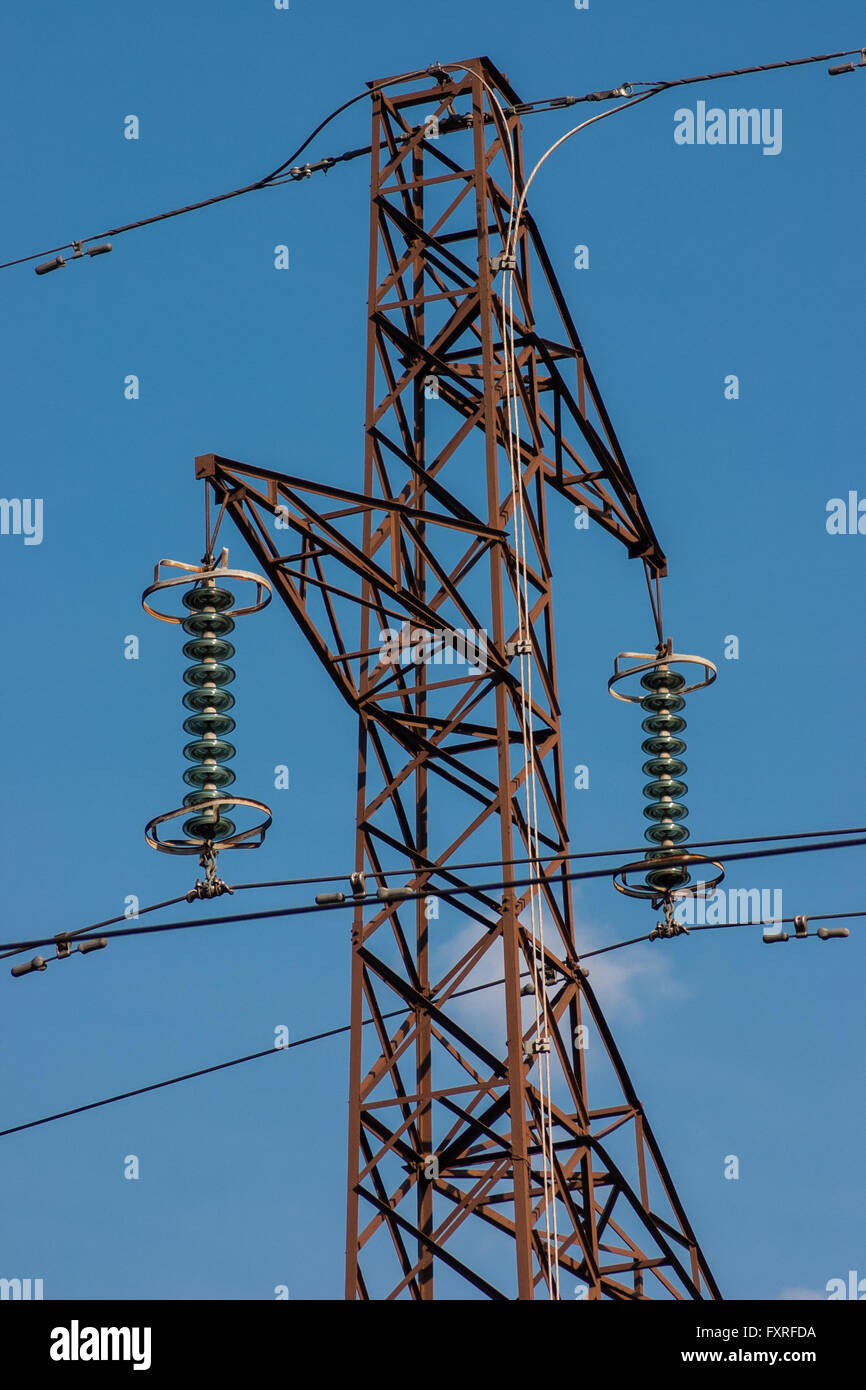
(194, 57), (718, 1300)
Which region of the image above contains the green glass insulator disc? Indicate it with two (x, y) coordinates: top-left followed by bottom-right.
(183, 738), (236, 764)
(183, 710), (236, 737)
(182, 635), (236, 664)
(641, 710), (687, 736)
(182, 661), (236, 688)
(644, 843), (691, 891)
(182, 686), (235, 714)
(183, 787), (236, 810)
(183, 811), (237, 841)
(183, 763), (236, 790)
(643, 799), (689, 823)
(181, 610), (235, 637)
(642, 733), (687, 758)
(643, 777), (688, 801)
(183, 585), (235, 613)
(645, 821), (690, 845)
(642, 757), (687, 779)
(640, 691), (686, 714)
(640, 668), (686, 693)
(645, 862), (691, 891)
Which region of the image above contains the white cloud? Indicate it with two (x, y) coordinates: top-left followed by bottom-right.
(777, 1286), (824, 1301)
(431, 921), (508, 1046)
(577, 918), (690, 1023)
(431, 905), (689, 1042)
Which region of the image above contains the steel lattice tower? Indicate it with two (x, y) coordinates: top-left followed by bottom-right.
(195, 57), (718, 1300)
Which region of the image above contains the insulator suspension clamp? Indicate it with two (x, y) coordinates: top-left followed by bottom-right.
(185, 847), (237, 900)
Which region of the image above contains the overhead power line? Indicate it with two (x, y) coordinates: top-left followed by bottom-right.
(3, 902), (861, 1140)
(619, 46), (866, 96)
(582, 908), (861, 957)
(234, 821), (866, 886)
(2, 46), (861, 275)
(3, 821), (862, 964)
(0, 972), (524, 1140)
(4, 833), (866, 959)
(5, 822), (864, 963)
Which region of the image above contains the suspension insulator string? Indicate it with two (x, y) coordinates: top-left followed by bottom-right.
(608, 644), (724, 915)
(141, 540), (274, 886)
(639, 661), (691, 893)
(180, 579), (239, 845)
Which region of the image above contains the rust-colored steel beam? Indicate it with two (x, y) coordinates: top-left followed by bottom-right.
(195, 57), (715, 1300)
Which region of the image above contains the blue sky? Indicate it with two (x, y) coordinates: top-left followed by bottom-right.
(0, 0), (863, 1301)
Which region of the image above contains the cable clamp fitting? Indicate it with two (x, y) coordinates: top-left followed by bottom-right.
(438, 113), (474, 134)
(650, 897), (689, 941)
(521, 964), (560, 997)
(185, 847), (234, 902)
(317, 870), (369, 906)
(525, 1036), (551, 1063)
(585, 83), (633, 102)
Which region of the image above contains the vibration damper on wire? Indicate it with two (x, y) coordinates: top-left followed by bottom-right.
(764, 914), (850, 944)
(35, 241), (112, 275)
(11, 936), (107, 979)
(315, 874), (415, 907)
(828, 50), (866, 75)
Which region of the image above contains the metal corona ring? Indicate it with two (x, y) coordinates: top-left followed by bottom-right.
(609, 642), (724, 904)
(142, 551), (272, 855)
